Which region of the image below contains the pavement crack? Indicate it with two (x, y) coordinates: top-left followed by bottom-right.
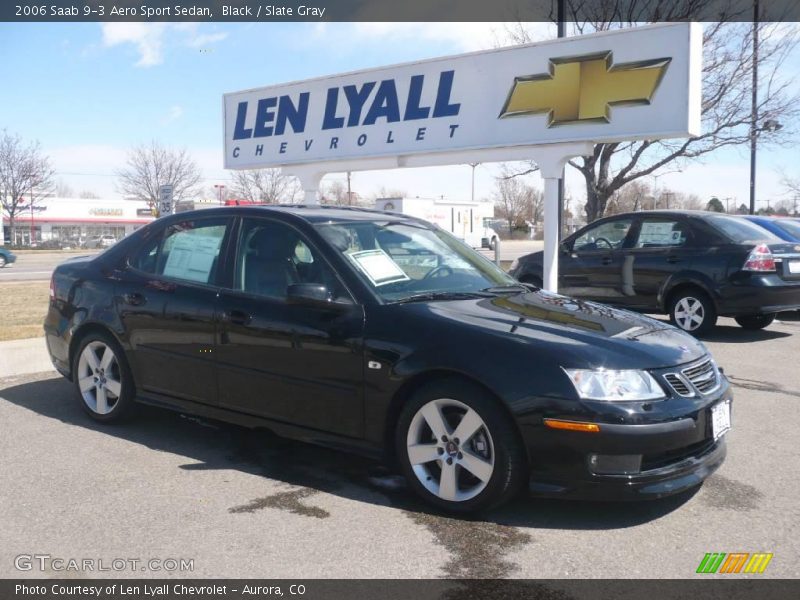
(728, 375), (800, 399)
(405, 511), (531, 578)
(229, 488), (330, 519)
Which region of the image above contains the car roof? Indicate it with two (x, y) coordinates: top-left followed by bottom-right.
(601, 209), (744, 220)
(176, 204), (420, 224)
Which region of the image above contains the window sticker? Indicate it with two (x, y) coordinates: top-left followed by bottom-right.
(162, 231), (222, 283)
(637, 222), (684, 246)
(347, 249), (410, 287)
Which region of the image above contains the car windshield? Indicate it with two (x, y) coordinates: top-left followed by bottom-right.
(773, 219), (800, 240)
(708, 215), (781, 243)
(315, 220), (517, 302)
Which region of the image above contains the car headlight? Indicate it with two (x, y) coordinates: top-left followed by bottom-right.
(563, 368), (666, 401)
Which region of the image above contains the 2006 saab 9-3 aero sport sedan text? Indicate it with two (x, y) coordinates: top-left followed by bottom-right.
(44, 206), (731, 513)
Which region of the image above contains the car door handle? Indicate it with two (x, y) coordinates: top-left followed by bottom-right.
(601, 256), (613, 265)
(122, 292), (146, 306)
(221, 309), (252, 326)
(667, 256), (682, 264)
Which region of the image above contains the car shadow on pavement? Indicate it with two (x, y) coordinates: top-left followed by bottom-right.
(1, 375), (696, 533)
(647, 316), (792, 343)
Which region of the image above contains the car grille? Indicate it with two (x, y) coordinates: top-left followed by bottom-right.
(663, 358), (720, 397)
(683, 359), (719, 394)
(664, 373), (692, 396)
(641, 438), (716, 472)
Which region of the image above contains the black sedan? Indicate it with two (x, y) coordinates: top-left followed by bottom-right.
(45, 206), (731, 513)
(510, 210), (800, 334)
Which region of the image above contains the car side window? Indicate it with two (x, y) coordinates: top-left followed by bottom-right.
(235, 218), (347, 301)
(572, 218), (633, 252)
(632, 219), (691, 249)
(129, 218), (229, 285)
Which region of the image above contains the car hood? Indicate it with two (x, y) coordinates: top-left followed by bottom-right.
(418, 290), (708, 370)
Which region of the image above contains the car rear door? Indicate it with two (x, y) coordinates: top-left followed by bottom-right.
(214, 216), (366, 438)
(116, 216), (233, 406)
(618, 216), (695, 309)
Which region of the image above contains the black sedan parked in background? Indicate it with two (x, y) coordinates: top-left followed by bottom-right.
(511, 210), (800, 334)
(45, 206), (730, 513)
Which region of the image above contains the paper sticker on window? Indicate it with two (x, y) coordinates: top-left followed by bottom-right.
(638, 222), (684, 246)
(348, 249), (410, 287)
(163, 232), (222, 283)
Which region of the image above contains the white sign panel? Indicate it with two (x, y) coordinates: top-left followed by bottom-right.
(223, 23), (701, 170)
(158, 184), (174, 216)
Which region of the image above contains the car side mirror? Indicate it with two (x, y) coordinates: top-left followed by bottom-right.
(286, 283), (352, 311)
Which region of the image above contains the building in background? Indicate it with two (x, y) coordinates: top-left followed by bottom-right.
(2, 197), (155, 247)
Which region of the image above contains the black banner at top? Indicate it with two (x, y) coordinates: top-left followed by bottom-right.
(3, 0), (800, 23)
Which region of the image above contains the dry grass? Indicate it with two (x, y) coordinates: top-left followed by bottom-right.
(0, 281), (49, 341)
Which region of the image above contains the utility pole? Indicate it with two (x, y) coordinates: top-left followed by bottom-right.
(749, 0), (759, 215)
(346, 171), (352, 205)
(557, 0), (566, 239)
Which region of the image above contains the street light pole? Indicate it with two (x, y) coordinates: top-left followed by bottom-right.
(468, 163), (479, 203)
(214, 184), (225, 206)
(749, 0), (759, 215)
(557, 0), (566, 239)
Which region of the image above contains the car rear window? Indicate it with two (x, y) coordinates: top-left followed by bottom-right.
(706, 215), (781, 243)
(773, 219), (800, 240)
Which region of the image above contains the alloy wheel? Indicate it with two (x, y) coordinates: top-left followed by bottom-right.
(77, 341), (123, 415)
(406, 398), (495, 502)
(674, 296), (705, 332)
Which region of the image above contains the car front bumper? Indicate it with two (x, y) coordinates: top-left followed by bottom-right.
(1, 253), (16, 264)
(522, 382), (732, 501)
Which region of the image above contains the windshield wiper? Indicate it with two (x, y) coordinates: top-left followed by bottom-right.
(481, 284), (533, 294)
(392, 291), (494, 304)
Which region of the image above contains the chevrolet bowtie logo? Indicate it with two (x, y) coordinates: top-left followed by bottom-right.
(500, 52), (671, 126)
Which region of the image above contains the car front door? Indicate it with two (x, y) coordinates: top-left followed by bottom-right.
(560, 217), (634, 302)
(116, 216), (232, 406)
(619, 216), (695, 309)
(214, 217), (365, 438)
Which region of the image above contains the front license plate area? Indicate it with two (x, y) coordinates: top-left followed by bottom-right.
(789, 260), (800, 274)
(711, 400), (731, 440)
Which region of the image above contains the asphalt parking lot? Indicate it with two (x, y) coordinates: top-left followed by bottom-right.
(1, 314), (798, 580)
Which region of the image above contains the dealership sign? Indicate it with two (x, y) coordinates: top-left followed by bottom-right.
(223, 23), (700, 170)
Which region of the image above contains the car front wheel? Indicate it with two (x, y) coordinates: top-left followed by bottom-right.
(669, 290), (717, 335)
(0, 256), (6, 268)
(396, 379), (526, 513)
(73, 333), (135, 422)
(735, 313), (776, 330)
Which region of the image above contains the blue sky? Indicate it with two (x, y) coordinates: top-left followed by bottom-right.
(1, 21), (798, 212)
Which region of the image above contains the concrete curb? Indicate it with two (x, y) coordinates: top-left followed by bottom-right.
(0, 337), (55, 378)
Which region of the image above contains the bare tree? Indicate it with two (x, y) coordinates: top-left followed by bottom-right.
(229, 169), (300, 204)
(0, 130), (56, 243)
(494, 167), (542, 235)
(54, 179), (74, 198)
(503, 12), (799, 223)
(322, 180), (349, 205)
(116, 141), (201, 209)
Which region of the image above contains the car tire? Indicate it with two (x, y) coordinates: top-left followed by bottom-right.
(396, 378), (527, 514)
(668, 289), (717, 335)
(0, 256), (6, 268)
(735, 313), (776, 330)
(489, 236), (498, 251)
(72, 331), (136, 422)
